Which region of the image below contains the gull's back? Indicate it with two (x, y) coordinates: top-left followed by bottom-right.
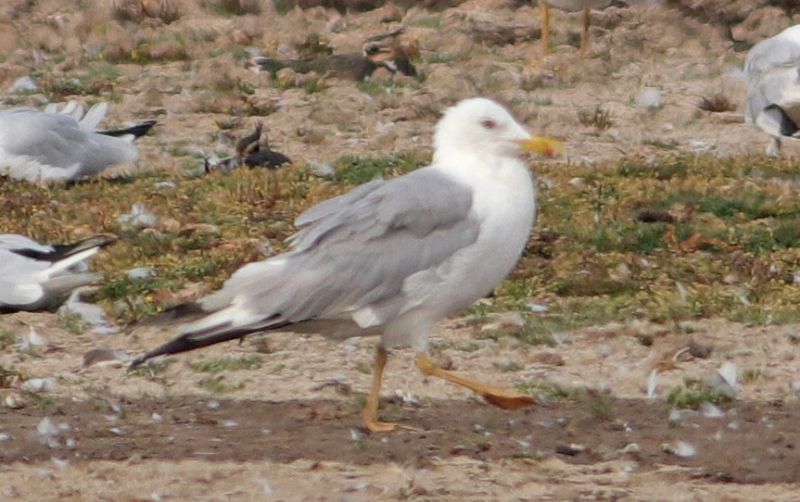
(745, 24), (800, 133)
(0, 107), (138, 184)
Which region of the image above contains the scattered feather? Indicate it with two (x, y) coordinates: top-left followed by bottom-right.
(646, 370), (658, 399)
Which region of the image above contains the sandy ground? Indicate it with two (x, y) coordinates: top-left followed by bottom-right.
(3, 0), (800, 500)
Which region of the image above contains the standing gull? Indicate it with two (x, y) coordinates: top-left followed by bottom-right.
(0, 234), (115, 312)
(540, 0), (614, 57)
(745, 24), (800, 157)
(0, 101), (156, 184)
(132, 98), (561, 432)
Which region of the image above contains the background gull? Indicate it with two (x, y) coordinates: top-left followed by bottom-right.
(0, 101), (156, 184)
(745, 24), (800, 157)
(539, 0), (614, 57)
(132, 97), (561, 432)
(0, 234), (116, 313)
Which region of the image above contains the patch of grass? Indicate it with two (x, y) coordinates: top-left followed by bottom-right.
(617, 157), (689, 181)
(697, 93), (735, 113)
(0, 330), (15, 350)
(357, 79), (405, 97)
(741, 368), (766, 383)
(480, 326), (556, 347)
(188, 355), (263, 373)
(128, 359), (173, 381)
(334, 152), (427, 184)
(667, 379), (733, 409)
(355, 361), (372, 375)
(198, 375), (245, 393)
(495, 361), (523, 372)
(37, 63), (121, 99)
(589, 392), (614, 420)
(516, 379), (583, 402)
(0, 365), (21, 388)
(203, 0), (261, 15)
(410, 15), (441, 29)
(578, 106), (613, 131)
(58, 310), (87, 335)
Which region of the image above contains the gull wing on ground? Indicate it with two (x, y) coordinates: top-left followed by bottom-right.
(745, 24), (800, 155)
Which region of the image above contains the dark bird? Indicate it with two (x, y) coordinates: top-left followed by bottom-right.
(251, 27), (417, 81)
(205, 122), (291, 173)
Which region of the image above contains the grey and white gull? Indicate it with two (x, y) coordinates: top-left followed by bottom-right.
(745, 24), (800, 157)
(0, 233), (116, 313)
(0, 101), (155, 184)
(132, 97), (561, 432)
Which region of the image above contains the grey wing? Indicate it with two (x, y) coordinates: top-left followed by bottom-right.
(192, 168), (480, 334)
(0, 109), (138, 181)
(745, 35), (800, 132)
(0, 234), (52, 253)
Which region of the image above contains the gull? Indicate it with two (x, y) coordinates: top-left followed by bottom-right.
(0, 234), (116, 313)
(0, 101), (156, 184)
(132, 98), (561, 432)
(745, 24), (800, 157)
(540, 0), (614, 57)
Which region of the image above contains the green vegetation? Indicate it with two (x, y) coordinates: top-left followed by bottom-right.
(516, 379), (583, 402)
(667, 378), (733, 409)
(4, 153), (800, 330)
(198, 375), (245, 393)
(189, 355), (263, 373)
(0, 330), (15, 350)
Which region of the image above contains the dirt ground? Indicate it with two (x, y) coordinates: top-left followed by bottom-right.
(4, 0), (800, 500)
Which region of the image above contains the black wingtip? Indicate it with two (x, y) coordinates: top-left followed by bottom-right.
(100, 120), (158, 139)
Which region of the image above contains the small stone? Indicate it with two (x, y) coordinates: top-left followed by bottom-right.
(308, 161), (336, 178)
(8, 76), (38, 93)
(567, 177), (585, 189)
(556, 443), (585, 456)
(638, 87), (663, 109)
(480, 312), (526, 331)
(0, 432), (10, 441)
(687, 339), (713, 359)
(526, 303), (549, 314)
(275, 67), (297, 88)
(128, 267), (156, 280)
(4, 393), (25, 409)
(21, 378), (55, 393)
(83, 348), (128, 368)
(620, 443), (640, 454)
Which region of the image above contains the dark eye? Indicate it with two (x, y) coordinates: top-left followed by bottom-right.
(481, 119), (496, 129)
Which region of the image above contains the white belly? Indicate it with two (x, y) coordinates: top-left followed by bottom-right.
(382, 158), (536, 349)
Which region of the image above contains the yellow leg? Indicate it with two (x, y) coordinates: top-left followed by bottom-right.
(361, 346), (397, 432)
(415, 353), (536, 410)
(540, 2), (550, 58)
(580, 7), (590, 57)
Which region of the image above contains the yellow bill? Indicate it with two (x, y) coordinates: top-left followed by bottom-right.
(518, 135), (563, 158)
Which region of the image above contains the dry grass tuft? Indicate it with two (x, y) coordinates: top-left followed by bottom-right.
(204, 0), (262, 15)
(697, 93), (735, 113)
(578, 106), (613, 130)
(112, 0), (182, 24)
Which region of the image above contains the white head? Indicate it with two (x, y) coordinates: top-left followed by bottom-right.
(433, 98), (560, 162)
